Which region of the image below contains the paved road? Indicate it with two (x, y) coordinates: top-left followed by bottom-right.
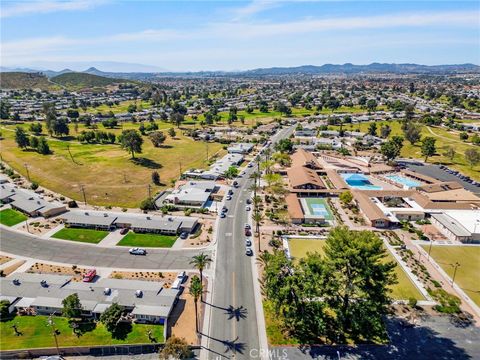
(204, 126), (295, 359)
(0, 228), (202, 270)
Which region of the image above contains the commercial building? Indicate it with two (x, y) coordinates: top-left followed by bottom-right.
(227, 143), (254, 154)
(183, 153), (244, 180)
(162, 181), (219, 209)
(431, 210), (480, 243)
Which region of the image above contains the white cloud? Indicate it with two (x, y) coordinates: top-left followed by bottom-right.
(231, 0), (279, 20)
(1, 0), (106, 18)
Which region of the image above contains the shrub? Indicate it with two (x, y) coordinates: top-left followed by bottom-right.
(68, 200), (78, 208)
(30, 182), (39, 190)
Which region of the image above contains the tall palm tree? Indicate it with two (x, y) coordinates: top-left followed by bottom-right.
(189, 253), (212, 289)
(252, 211), (265, 252)
(189, 275), (203, 333)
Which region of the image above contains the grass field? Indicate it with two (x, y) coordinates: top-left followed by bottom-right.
(0, 315), (164, 350)
(79, 100), (152, 114)
(288, 238), (424, 300)
(117, 232), (177, 248)
(0, 121), (224, 208)
(0, 208), (27, 226)
(421, 245), (480, 306)
(263, 300), (299, 346)
(331, 120), (480, 180)
(52, 227), (109, 244)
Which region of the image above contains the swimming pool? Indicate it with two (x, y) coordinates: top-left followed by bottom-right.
(386, 175), (421, 188)
(340, 173), (383, 190)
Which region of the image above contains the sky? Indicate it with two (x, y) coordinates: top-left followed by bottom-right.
(1, 0), (479, 72)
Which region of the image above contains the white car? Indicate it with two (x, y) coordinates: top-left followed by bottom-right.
(129, 248), (147, 255)
(226, 195), (232, 201)
(245, 247), (253, 256)
(245, 239), (252, 246)
(245, 206), (251, 211)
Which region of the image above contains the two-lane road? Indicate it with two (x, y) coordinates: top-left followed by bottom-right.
(204, 125), (295, 359)
(0, 227), (203, 270)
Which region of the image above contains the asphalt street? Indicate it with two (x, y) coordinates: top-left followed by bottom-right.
(0, 228), (202, 270)
(204, 126), (295, 359)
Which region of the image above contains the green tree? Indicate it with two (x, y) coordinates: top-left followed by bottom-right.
(275, 138), (293, 153)
(100, 303), (123, 335)
(140, 197), (156, 211)
(189, 253), (212, 289)
(379, 124), (391, 139)
(224, 166), (239, 179)
(29, 122), (43, 134)
(37, 137), (51, 155)
(42, 102), (57, 136)
(151, 171), (161, 185)
(189, 275), (203, 333)
(15, 126), (30, 149)
(168, 128), (176, 138)
(380, 138), (403, 161)
(62, 293), (83, 319)
(149, 131), (166, 147)
(367, 122), (377, 136)
(170, 112), (184, 128)
(159, 336), (193, 360)
(118, 129), (143, 158)
(464, 148), (480, 168)
(403, 123), (422, 145)
(0, 100), (11, 119)
(366, 99), (377, 113)
(421, 137), (436, 162)
(127, 103), (137, 113)
(339, 191), (353, 206)
(459, 132), (469, 141)
(0, 300), (10, 320)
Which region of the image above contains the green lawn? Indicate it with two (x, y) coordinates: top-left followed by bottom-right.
(0, 315), (164, 350)
(331, 120), (480, 181)
(0, 121), (224, 208)
(421, 245), (480, 306)
(263, 300), (299, 346)
(0, 208), (27, 226)
(288, 239), (424, 300)
(52, 227), (109, 244)
(117, 232), (177, 248)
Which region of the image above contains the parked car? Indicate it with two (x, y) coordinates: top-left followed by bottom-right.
(247, 163), (253, 168)
(228, 189), (234, 195)
(222, 206), (228, 213)
(220, 212), (226, 218)
(120, 228), (129, 235)
(246, 198), (252, 204)
(245, 247), (253, 256)
(233, 181), (239, 188)
(226, 195), (232, 201)
(245, 206), (251, 211)
(245, 239), (252, 246)
(129, 248), (147, 255)
(83, 269), (96, 282)
(177, 271), (187, 283)
(245, 229), (252, 236)
(245, 223), (251, 230)
(180, 232), (188, 239)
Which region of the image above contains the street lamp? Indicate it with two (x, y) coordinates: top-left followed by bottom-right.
(427, 239), (434, 261)
(47, 314), (60, 355)
(451, 262), (461, 285)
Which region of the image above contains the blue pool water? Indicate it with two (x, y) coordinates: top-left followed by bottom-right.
(340, 173), (383, 190)
(386, 175), (421, 188)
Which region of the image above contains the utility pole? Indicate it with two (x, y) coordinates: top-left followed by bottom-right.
(80, 185), (87, 205)
(451, 262), (460, 285)
(147, 184), (151, 199)
(24, 163), (30, 182)
(206, 142), (209, 162)
(179, 162), (182, 178)
(47, 315), (60, 355)
(427, 239), (434, 261)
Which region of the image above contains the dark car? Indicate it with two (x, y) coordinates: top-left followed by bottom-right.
(245, 248), (253, 256)
(180, 232), (188, 239)
(120, 228), (129, 235)
(245, 229), (252, 236)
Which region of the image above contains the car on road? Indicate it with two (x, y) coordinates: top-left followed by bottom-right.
(180, 232), (188, 239)
(120, 228), (129, 235)
(220, 212), (226, 218)
(245, 206), (251, 211)
(129, 248), (147, 255)
(245, 229), (252, 236)
(245, 239), (252, 246)
(246, 198), (252, 204)
(245, 223), (251, 230)
(245, 247), (253, 256)
(226, 195), (232, 201)
(247, 163), (253, 168)
(233, 181), (239, 188)
(222, 206), (228, 213)
(83, 269), (96, 282)
(177, 271), (187, 283)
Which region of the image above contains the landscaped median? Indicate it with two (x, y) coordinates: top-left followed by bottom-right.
(51, 227), (109, 244)
(0, 208), (27, 227)
(117, 232), (177, 248)
(0, 315), (164, 350)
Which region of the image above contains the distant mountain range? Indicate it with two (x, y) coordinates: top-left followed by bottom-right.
(1, 63), (479, 84)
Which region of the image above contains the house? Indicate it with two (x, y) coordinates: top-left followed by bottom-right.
(162, 181), (218, 208)
(184, 153), (244, 180)
(287, 166), (325, 191)
(227, 143), (254, 154)
(430, 211), (480, 243)
(290, 148), (322, 170)
(61, 211), (117, 230)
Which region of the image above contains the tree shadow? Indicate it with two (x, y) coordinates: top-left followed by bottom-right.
(279, 317), (474, 360)
(199, 332), (246, 355)
(70, 319), (97, 337)
(225, 305), (248, 321)
(131, 157), (163, 169)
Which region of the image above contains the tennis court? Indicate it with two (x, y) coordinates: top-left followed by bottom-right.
(301, 198), (334, 220)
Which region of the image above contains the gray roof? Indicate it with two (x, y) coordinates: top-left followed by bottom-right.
(61, 211), (117, 227)
(131, 304), (172, 318)
(115, 215), (181, 232)
(31, 296), (63, 308)
(0, 183), (16, 200)
(431, 213), (471, 237)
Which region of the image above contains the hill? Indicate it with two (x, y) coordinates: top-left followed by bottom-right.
(50, 72), (126, 89)
(0, 72), (59, 90)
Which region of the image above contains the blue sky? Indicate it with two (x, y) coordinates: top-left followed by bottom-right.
(1, 1), (479, 71)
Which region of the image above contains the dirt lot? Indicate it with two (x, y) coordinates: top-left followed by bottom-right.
(109, 270), (177, 285)
(2, 260), (26, 276)
(27, 262), (90, 282)
(170, 275), (204, 345)
(19, 218), (62, 235)
(184, 218), (215, 248)
(0, 255), (13, 265)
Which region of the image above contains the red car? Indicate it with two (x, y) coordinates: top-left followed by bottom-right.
(83, 269), (96, 282)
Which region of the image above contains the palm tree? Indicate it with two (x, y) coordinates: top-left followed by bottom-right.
(189, 253), (212, 289)
(189, 275), (203, 333)
(252, 211), (265, 252)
